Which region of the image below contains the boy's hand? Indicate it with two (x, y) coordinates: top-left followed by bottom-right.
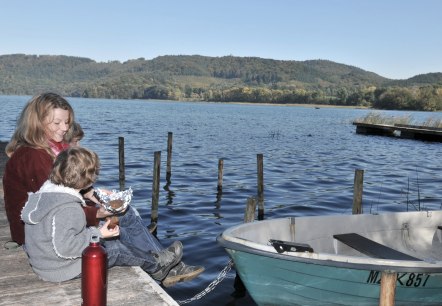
(99, 219), (120, 238)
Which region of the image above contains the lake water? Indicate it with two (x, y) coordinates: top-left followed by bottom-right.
(1, 95), (441, 305)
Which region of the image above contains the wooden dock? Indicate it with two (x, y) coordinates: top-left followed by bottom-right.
(0, 141), (178, 306)
(353, 122), (442, 142)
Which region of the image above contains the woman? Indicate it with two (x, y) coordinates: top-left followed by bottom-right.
(4, 93), (85, 245)
(3, 92), (203, 286)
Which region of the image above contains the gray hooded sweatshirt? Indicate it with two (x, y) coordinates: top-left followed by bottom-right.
(21, 180), (101, 282)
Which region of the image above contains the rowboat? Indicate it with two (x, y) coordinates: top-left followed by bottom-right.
(217, 210), (442, 305)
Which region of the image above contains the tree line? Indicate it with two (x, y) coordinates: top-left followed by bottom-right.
(1, 54), (441, 111)
(79, 83), (441, 111)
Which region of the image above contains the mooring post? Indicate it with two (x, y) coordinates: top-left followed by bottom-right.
(151, 151), (161, 225)
(257, 154), (264, 220)
(233, 196), (257, 297)
(166, 132), (173, 182)
(244, 197), (257, 223)
(379, 270), (397, 306)
(352, 169), (364, 214)
(118, 137), (125, 191)
(217, 158), (224, 192)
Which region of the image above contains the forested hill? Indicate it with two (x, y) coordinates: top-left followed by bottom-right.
(1, 54), (441, 110)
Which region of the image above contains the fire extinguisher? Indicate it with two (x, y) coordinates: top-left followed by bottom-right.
(82, 235), (108, 306)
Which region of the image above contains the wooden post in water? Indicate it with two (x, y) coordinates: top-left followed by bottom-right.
(151, 151), (161, 225)
(379, 270), (397, 306)
(118, 137), (125, 191)
(352, 169), (364, 214)
(244, 197), (257, 223)
(257, 154), (264, 220)
(233, 197), (257, 297)
(217, 158), (224, 192)
(166, 132), (173, 182)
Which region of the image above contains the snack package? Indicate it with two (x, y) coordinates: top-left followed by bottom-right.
(95, 187), (133, 213)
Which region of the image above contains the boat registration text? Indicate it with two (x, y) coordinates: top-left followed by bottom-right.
(367, 271), (430, 287)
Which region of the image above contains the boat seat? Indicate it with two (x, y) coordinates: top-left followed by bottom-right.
(269, 239), (314, 254)
(333, 233), (421, 261)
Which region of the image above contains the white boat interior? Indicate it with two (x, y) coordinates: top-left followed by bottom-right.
(221, 210), (442, 271)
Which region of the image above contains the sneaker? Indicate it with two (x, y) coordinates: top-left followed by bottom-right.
(162, 261), (205, 287)
(150, 241), (183, 281)
(147, 222), (157, 234)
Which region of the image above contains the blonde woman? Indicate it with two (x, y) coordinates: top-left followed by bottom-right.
(4, 93), (75, 245)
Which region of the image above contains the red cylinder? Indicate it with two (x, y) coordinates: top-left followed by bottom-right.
(82, 236), (108, 306)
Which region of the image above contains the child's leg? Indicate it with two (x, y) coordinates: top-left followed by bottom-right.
(104, 238), (182, 281)
(104, 238), (156, 272)
(116, 206), (163, 253)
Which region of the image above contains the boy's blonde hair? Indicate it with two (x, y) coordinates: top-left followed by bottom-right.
(50, 147), (100, 189)
(6, 92), (74, 158)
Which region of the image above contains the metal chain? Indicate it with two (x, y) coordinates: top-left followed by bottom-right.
(177, 259), (235, 305)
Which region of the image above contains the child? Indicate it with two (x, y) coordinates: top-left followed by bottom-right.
(65, 121), (84, 146)
(21, 147), (182, 283)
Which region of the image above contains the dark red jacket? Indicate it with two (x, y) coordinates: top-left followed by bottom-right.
(3, 146), (99, 245)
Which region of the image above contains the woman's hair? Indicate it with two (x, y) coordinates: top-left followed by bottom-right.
(65, 121), (84, 143)
(6, 92), (75, 157)
(50, 147), (100, 189)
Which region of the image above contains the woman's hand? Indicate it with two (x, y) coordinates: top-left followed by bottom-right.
(82, 187), (100, 205)
(99, 219), (120, 238)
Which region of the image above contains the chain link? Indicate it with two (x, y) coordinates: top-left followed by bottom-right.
(177, 259), (235, 305)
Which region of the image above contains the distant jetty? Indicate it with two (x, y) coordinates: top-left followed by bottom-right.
(353, 122), (442, 142)
(352, 112), (442, 142)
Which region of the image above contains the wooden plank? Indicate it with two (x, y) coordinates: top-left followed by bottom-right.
(333, 233), (421, 261)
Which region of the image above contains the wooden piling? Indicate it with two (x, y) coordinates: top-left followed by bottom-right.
(257, 154), (264, 220)
(166, 132), (173, 182)
(217, 158), (224, 192)
(118, 137), (125, 191)
(233, 196), (257, 297)
(151, 151), (161, 225)
(352, 169), (364, 215)
(244, 197), (257, 223)
(379, 270), (397, 306)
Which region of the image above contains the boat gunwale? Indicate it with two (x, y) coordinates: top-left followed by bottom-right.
(217, 212), (442, 274)
(217, 234), (442, 273)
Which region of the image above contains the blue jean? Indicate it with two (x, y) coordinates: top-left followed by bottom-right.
(102, 206), (164, 274)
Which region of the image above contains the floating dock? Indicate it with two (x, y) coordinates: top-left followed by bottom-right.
(0, 141), (178, 306)
(353, 122), (442, 142)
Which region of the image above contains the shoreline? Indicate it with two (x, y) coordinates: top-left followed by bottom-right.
(0, 94), (369, 110)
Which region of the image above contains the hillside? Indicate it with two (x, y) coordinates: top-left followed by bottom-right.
(0, 54), (389, 94)
(0, 54), (441, 110)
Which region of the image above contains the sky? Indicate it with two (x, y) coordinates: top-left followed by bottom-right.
(0, 0), (441, 80)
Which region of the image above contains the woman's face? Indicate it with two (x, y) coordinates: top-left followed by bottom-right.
(45, 108), (70, 142)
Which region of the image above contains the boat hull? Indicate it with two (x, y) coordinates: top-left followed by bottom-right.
(224, 247), (442, 306)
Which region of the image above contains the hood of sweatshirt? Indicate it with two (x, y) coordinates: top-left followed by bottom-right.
(21, 180), (86, 225)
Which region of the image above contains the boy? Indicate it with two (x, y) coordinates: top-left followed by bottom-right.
(21, 147), (182, 282)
